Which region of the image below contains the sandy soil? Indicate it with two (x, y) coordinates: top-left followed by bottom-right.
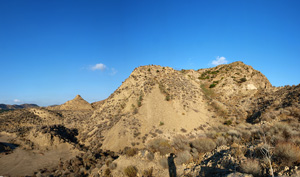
(0, 133), (80, 176)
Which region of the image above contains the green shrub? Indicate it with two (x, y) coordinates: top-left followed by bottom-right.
(124, 165), (138, 177)
(200, 84), (214, 98)
(137, 95), (143, 107)
(165, 95), (170, 101)
(209, 83), (216, 88)
(191, 138), (216, 153)
(211, 70), (219, 74)
(159, 121), (164, 126)
(240, 77), (247, 83)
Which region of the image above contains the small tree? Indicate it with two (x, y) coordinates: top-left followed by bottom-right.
(259, 127), (274, 177)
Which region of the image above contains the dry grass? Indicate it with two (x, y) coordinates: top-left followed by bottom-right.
(146, 151), (154, 161)
(109, 162), (117, 170)
(125, 147), (138, 157)
(240, 158), (261, 177)
(147, 138), (173, 155)
(142, 167), (153, 177)
(274, 142), (300, 166)
(104, 168), (112, 177)
(175, 150), (192, 165)
(215, 136), (227, 146)
(191, 138), (216, 153)
(171, 135), (189, 151)
(159, 157), (168, 169)
(124, 165), (138, 177)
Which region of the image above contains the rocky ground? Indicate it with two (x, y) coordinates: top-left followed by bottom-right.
(0, 62), (300, 176)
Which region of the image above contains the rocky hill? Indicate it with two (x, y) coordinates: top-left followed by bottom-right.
(81, 62), (274, 152)
(0, 103), (39, 111)
(1, 61), (300, 177)
(49, 95), (93, 111)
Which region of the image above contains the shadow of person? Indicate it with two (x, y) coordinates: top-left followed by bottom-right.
(168, 153), (177, 177)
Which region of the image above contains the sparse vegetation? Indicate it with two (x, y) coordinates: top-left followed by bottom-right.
(180, 128), (187, 133)
(148, 138), (172, 155)
(274, 142), (300, 166)
(172, 135), (189, 151)
(124, 165), (138, 177)
(200, 84), (214, 98)
(142, 167), (153, 177)
(175, 150), (192, 165)
(240, 158), (261, 176)
(109, 162), (117, 170)
(159, 157), (168, 169)
(240, 77), (247, 83)
(125, 147), (138, 157)
(224, 120), (232, 125)
(165, 95), (170, 101)
(2, 63), (300, 177)
(215, 136), (227, 146)
(146, 151), (154, 161)
(191, 138), (216, 153)
(137, 95), (143, 107)
(104, 168), (112, 176)
(209, 83), (216, 88)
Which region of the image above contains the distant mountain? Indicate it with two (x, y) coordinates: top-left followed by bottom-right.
(0, 103), (39, 111)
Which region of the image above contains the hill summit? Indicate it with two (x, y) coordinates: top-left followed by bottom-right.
(52, 95), (92, 110)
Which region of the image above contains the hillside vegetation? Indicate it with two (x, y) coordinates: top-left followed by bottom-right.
(0, 61), (300, 177)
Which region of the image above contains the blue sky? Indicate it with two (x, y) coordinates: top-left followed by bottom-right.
(0, 0), (299, 106)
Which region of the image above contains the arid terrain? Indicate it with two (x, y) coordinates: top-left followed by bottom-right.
(1, 61), (300, 177)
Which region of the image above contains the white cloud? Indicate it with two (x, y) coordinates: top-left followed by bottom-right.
(14, 99), (21, 103)
(110, 68), (117, 76)
(212, 56), (228, 66)
(91, 63), (106, 71)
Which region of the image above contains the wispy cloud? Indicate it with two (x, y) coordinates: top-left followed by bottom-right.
(14, 99), (21, 103)
(110, 68), (118, 76)
(91, 63), (106, 71)
(212, 56), (228, 66)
